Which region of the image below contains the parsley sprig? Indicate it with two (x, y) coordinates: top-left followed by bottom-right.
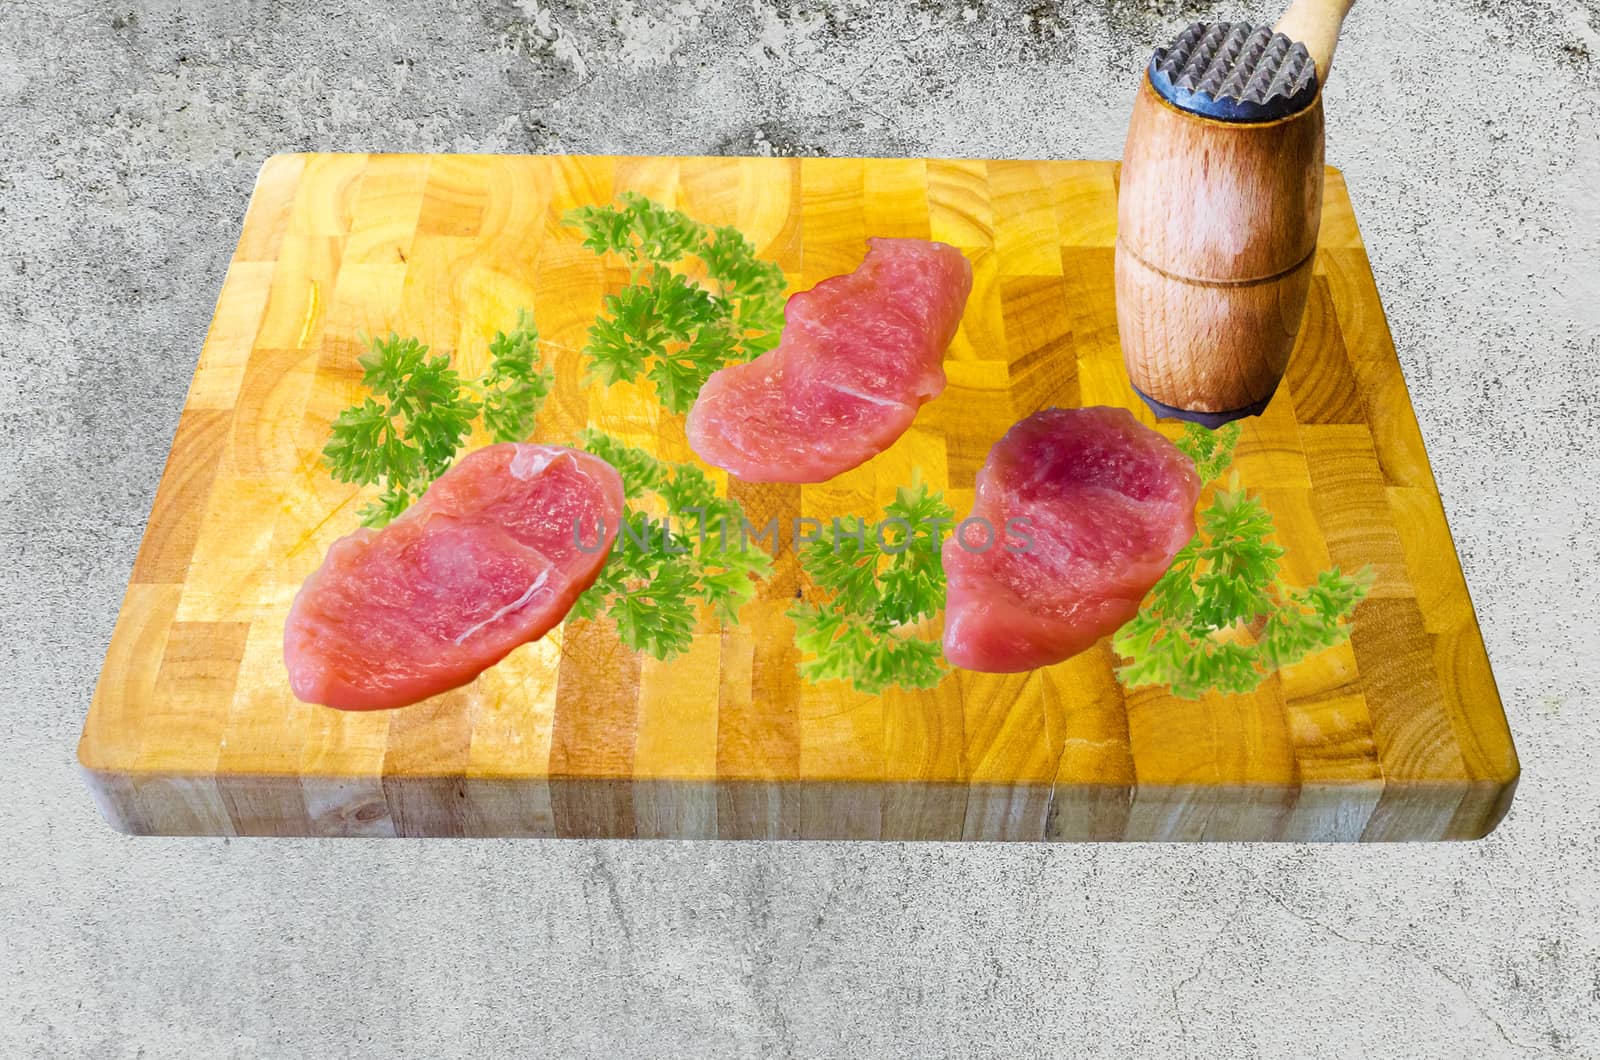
(1112, 423), (1376, 698)
(789, 481), (953, 695)
(570, 429), (773, 660)
(321, 334), (479, 527)
(564, 193), (786, 414)
(321, 314), (554, 528)
(480, 310), (554, 445)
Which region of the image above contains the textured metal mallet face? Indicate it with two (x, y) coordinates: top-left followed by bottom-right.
(1148, 21), (1318, 122)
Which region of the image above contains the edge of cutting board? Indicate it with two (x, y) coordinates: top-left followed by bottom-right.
(77, 153), (1519, 841)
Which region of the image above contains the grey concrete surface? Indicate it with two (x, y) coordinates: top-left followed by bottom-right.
(1, 0), (1597, 1056)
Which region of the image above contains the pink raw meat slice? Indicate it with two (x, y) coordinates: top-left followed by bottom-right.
(686, 355), (921, 485)
(687, 237), (972, 483)
(942, 406), (1201, 673)
(284, 443), (623, 710)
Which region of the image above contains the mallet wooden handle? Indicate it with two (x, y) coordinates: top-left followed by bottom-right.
(1275, 0), (1354, 84)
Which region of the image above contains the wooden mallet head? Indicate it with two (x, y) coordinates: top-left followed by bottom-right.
(1115, 1), (1354, 426)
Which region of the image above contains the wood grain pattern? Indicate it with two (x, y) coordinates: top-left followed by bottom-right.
(1275, 0), (1356, 84)
(79, 153), (1518, 840)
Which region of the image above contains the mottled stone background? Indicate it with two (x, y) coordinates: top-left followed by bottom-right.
(2, 1), (1597, 1056)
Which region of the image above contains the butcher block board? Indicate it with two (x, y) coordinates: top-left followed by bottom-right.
(78, 153), (1518, 841)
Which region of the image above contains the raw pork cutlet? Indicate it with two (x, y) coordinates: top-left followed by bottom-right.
(687, 237), (972, 483)
(942, 406), (1200, 673)
(284, 444), (623, 710)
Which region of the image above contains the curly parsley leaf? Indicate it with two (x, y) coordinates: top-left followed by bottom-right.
(574, 428), (668, 500)
(607, 525), (701, 660)
(565, 196), (787, 414)
(564, 203), (638, 261)
(356, 483), (417, 531)
(800, 516), (880, 619)
(323, 322), (555, 529)
(700, 224), (787, 334)
(565, 192), (705, 266)
(1190, 479), (1282, 630)
(648, 323), (738, 416)
(1174, 420), (1244, 483)
(321, 334), (481, 528)
(791, 605), (947, 697)
(630, 198), (705, 265)
(1113, 423), (1375, 699)
(479, 310), (554, 444)
(585, 289), (660, 386)
(790, 480), (953, 695)
(323, 397), (415, 490)
(583, 268), (723, 404)
(571, 429), (773, 660)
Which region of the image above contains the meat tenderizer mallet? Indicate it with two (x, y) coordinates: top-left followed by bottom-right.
(1115, 0), (1355, 426)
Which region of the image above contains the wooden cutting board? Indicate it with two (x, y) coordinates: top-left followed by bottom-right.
(78, 153), (1517, 841)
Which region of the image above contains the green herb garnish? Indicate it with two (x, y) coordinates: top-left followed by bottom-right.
(790, 481), (952, 695)
(570, 428), (773, 660)
(480, 310), (555, 444)
(564, 193), (786, 414)
(1112, 423), (1375, 698)
(321, 314), (554, 528)
(322, 334), (480, 528)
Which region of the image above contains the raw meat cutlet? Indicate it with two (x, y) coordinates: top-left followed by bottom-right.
(685, 355), (921, 485)
(942, 407), (1201, 673)
(283, 443), (623, 710)
(687, 237), (972, 483)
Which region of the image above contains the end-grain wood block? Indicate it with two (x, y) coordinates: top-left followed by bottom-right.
(80, 154), (1518, 840)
